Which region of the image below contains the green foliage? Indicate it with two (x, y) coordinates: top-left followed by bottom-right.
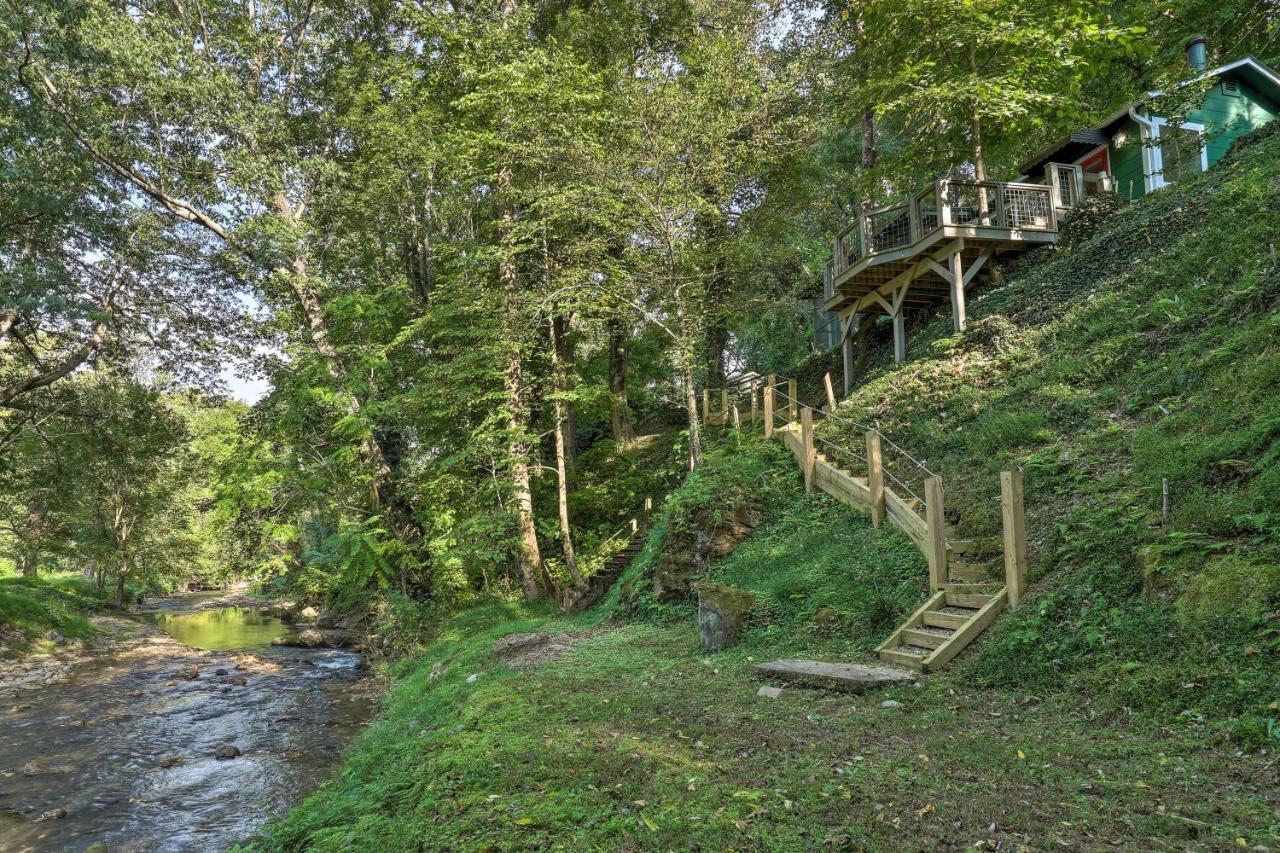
(823, 124), (1280, 741)
(0, 572), (102, 648)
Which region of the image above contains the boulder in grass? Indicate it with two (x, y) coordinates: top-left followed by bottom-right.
(697, 583), (755, 653)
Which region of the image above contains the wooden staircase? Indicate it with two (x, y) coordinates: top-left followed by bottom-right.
(877, 582), (1006, 672)
(561, 528), (647, 614)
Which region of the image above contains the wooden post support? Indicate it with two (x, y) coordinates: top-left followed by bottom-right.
(823, 372), (837, 411)
(750, 385), (758, 424)
(842, 320), (855, 395)
(924, 476), (948, 592)
(949, 249), (966, 332)
(892, 309), (907, 363)
(865, 430), (885, 528)
(1000, 470), (1028, 608)
(642, 496), (652, 529)
(732, 405), (741, 443)
(787, 378), (798, 422)
(801, 407), (815, 495)
(701, 389), (709, 422)
(764, 376), (775, 439)
(720, 389), (729, 427)
(630, 517), (639, 534)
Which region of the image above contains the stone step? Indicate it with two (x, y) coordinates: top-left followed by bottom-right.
(753, 658), (917, 692)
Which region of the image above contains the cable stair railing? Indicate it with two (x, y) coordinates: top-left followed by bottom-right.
(698, 371), (1030, 673)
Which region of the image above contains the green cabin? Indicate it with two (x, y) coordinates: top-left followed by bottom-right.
(1020, 49), (1280, 200)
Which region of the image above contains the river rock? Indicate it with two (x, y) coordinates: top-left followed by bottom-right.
(22, 761), (39, 776)
(86, 844), (108, 853)
(212, 743), (241, 760)
(697, 583), (755, 652)
(156, 753), (183, 768)
(214, 668), (228, 676)
(43, 630), (67, 644)
(180, 666), (200, 680)
(297, 629), (326, 648)
(299, 605), (319, 620)
(34, 807), (67, 822)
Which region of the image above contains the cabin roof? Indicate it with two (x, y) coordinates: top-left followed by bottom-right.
(1019, 55), (1280, 177)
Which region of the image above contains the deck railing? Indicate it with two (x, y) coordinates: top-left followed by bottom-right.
(831, 177), (1060, 279)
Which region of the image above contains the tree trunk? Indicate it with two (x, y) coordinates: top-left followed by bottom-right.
(682, 360), (703, 470)
(505, 344), (546, 601)
(551, 314), (576, 473)
(705, 321), (729, 389)
(548, 317), (581, 586)
(967, 45), (987, 182)
(20, 502), (44, 578)
(607, 317), (635, 444)
(497, 157), (546, 602)
(113, 568), (126, 608)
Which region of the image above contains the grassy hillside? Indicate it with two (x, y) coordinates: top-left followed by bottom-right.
(820, 123), (1280, 742)
(259, 442), (1276, 851)
(0, 572), (103, 651)
(255, 128), (1280, 850)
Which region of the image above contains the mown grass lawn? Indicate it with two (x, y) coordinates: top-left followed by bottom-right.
(259, 483), (1280, 850)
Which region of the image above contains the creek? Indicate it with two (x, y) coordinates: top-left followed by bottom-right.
(0, 592), (373, 852)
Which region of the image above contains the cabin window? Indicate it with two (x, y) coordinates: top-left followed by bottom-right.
(1142, 118), (1208, 191)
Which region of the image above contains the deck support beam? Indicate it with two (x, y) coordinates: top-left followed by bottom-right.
(840, 314), (858, 395)
(963, 246), (995, 289)
(892, 310), (907, 362)
(949, 248), (966, 332)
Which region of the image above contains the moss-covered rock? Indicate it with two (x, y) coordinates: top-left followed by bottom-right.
(696, 582), (755, 652)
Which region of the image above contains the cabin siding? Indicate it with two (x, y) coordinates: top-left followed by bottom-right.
(1109, 118), (1147, 200)
(1190, 76), (1280, 165)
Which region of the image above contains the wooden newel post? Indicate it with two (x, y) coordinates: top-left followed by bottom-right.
(823, 372), (837, 411)
(801, 407), (815, 495)
(1000, 470), (1028, 607)
(642, 496), (652, 529)
(787, 378), (798, 422)
(764, 375), (776, 440)
(865, 430), (885, 528)
(720, 389), (729, 427)
(750, 385), (758, 424)
(701, 389), (709, 422)
(924, 476), (948, 592)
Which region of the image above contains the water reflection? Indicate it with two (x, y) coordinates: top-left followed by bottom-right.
(140, 606), (294, 651)
(0, 597), (371, 852)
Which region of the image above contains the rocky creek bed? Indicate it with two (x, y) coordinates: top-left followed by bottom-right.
(0, 593), (376, 852)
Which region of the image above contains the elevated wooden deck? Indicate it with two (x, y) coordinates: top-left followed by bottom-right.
(823, 171), (1081, 368)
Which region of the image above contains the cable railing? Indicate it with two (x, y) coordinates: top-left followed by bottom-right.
(696, 369), (1032, 605)
(699, 371), (937, 521)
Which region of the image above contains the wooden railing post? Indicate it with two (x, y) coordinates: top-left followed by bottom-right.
(787, 378), (798, 423)
(865, 430), (885, 528)
(750, 385), (758, 424)
(937, 178), (951, 226)
(924, 476), (948, 592)
(732, 405), (741, 443)
(701, 388), (709, 423)
(763, 375), (775, 440)
(823, 372), (837, 411)
(720, 389), (729, 427)
(801, 407), (815, 495)
(1001, 470), (1028, 607)
(642, 496), (652, 530)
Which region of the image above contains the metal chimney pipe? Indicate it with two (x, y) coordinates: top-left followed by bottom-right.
(1186, 35), (1207, 72)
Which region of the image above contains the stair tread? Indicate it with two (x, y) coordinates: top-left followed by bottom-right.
(938, 605), (979, 616)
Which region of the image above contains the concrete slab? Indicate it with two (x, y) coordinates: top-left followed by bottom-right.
(752, 658), (916, 693)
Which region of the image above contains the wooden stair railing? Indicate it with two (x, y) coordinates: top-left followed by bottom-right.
(707, 372), (1030, 673)
(561, 497), (654, 615)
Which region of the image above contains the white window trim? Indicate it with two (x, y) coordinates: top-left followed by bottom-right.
(1141, 117), (1209, 192)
